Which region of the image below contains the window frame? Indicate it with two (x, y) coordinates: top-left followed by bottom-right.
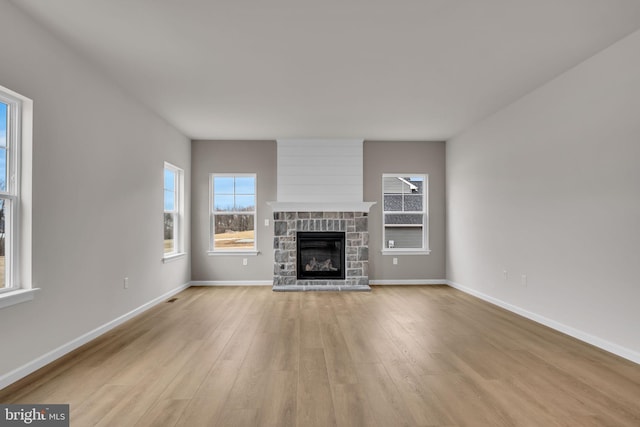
(0, 84), (36, 310)
(162, 162), (185, 262)
(381, 173), (430, 255)
(0, 90), (21, 294)
(209, 173), (258, 255)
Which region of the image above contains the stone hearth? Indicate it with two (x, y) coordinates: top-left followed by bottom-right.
(272, 211), (370, 291)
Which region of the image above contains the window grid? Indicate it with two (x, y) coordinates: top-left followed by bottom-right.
(210, 174), (256, 252)
(382, 174), (428, 251)
(0, 90), (20, 292)
(163, 162), (182, 257)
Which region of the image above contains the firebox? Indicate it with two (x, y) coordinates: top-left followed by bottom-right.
(297, 232), (345, 280)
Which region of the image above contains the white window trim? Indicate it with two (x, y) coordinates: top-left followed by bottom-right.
(0, 85), (35, 309)
(209, 173), (257, 254)
(381, 173), (430, 255)
(163, 162), (185, 261)
(162, 252), (187, 263)
(0, 288), (38, 309)
(207, 250), (260, 256)
(381, 249), (432, 255)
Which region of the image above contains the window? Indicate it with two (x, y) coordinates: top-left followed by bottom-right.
(0, 84), (34, 308)
(163, 162), (184, 260)
(382, 174), (429, 253)
(210, 174), (256, 252)
(0, 92), (19, 293)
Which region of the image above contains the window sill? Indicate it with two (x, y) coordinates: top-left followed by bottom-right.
(381, 249), (431, 255)
(207, 250), (260, 256)
(162, 252), (187, 263)
(0, 288), (40, 309)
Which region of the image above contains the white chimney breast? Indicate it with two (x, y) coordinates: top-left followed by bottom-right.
(277, 139), (364, 203)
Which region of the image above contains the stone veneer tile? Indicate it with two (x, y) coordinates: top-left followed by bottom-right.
(355, 217), (368, 232)
(274, 221), (287, 236)
(272, 211), (370, 290)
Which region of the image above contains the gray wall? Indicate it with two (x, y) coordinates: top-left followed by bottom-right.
(191, 140), (446, 283)
(191, 140), (277, 282)
(447, 29), (640, 359)
(364, 141), (446, 281)
(0, 2), (190, 378)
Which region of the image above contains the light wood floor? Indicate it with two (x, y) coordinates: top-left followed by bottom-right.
(1, 286), (639, 426)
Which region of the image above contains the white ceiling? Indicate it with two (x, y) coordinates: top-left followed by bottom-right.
(11, 0), (640, 140)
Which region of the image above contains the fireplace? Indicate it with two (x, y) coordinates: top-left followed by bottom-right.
(297, 232), (345, 280)
(268, 139), (375, 291)
(272, 211), (371, 291)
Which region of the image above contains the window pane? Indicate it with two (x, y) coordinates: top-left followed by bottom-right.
(214, 176), (234, 194)
(214, 214), (255, 250)
(164, 189), (175, 211)
(406, 177), (424, 194)
(235, 195), (255, 211)
(214, 194), (234, 211)
(383, 195), (402, 211)
(385, 226), (423, 249)
(164, 168), (175, 192)
(0, 102), (7, 193)
(0, 148), (6, 193)
(235, 176), (255, 194)
(403, 194), (423, 211)
(384, 176), (423, 195)
(164, 212), (175, 254)
(383, 176), (403, 194)
(163, 163), (183, 257)
(211, 174), (257, 251)
(0, 199), (7, 288)
(384, 213), (423, 225)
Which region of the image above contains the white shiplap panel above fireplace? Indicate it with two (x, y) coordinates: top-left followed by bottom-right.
(277, 139), (363, 202)
(268, 139), (375, 212)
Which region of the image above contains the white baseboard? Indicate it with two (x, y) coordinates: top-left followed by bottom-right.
(0, 282), (191, 390)
(191, 280), (448, 286)
(190, 280), (272, 286)
(369, 279), (447, 285)
(446, 280), (640, 365)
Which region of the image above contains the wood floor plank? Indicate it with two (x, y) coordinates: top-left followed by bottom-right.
(383, 360), (454, 426)
(95, 340), (203, 427)
(1, 286), (639, 426)
(134, 398), (190, 427)
(176, 359), (242, 426)
(69, 384), (132, 426)
(354, 362), (421, 427)
(297, 348), (337, 427)
(331, 383), (379, 427)
(155, 327), (235, 400)
(256, 370), (297, 427)
(318, 320), (359, 385)
(425, 373), (516, 426)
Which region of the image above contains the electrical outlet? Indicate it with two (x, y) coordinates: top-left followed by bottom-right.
(124, 277), (129, 289)
(264, 219), (269, 226)
(393, 257), (398, 265)
(242, 258), (248, 266)
(521, 274), (527, 287)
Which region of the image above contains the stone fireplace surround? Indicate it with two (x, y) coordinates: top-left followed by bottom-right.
(272, 211), (371, 291)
